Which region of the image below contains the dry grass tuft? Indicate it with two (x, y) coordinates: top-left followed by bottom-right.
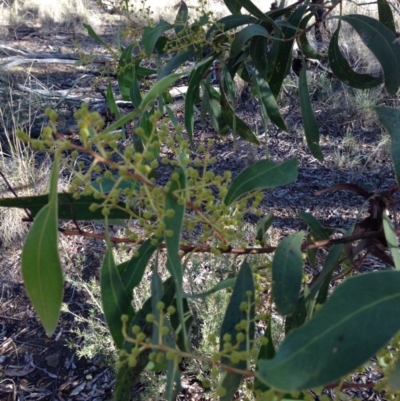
(2, 0), (103, 31)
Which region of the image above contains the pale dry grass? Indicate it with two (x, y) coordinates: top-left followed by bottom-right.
(1, 0), (103, 31)
(0, 92), (69, 249)
(133, 0), (276, 23)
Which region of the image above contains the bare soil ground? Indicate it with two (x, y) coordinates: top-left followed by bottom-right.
(0, 10), (398, 401)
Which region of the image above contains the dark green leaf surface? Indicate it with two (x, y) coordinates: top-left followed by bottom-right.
(250, 35), (269, 81)
(164, 167), (188, 350)
(268, 5), (307, 98)
(183, 278), (236, 299)
(254, 318), (275, 393)
(170, 297), (193, 351)
(297, 212), (329, 240)
(134, 65), (158, 77)
(130, 78), (142, 109)
(21, 161), (63, 337)
(185, 54), (217, 143)
(106, 81), (121, 118)
(0, 193), (133, 220)
(378, 0), (396, 33)
(114, 278), (176, 400)
(383, 212), (400, 270)
(258, 271), (400, 391)
(140, 73), (183, 110)
(206, 14), (257, 39)
(272, 231), (305, 316)
(299, 58), (324, 161)
(256, 212), (274, 244)
(142, 20), (173, 57)
(101, 246), (133, 348)
(219, 86), (260, 144)
(151, 271), (164, 345)
(83, 23), (109, 48)
(388, 355), (400, 390)
(328, 26), (384, 89)
(231, 24), (272, 59)
(375, 107), (400, 185)
(222, 0), (242, 15)
(117, 44), (135, 100)
(297, 13), (323, 60)
(220, 261), (255, 401)
(254, 69), (287, 131)
(121, 237), (162, 293)
(337, 14), (400, 94)
(158, 48), (196, 80)
(224, 158), (298, 206)
(174, 0), (188, 34)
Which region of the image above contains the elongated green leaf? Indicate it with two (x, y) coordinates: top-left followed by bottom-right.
(102, 109), (142, 135)
(140, 73), (183, 110)
(165, 354), (181, 401)
(206, 14), (257, 39)
(375, 107), (400, 185)
(336, 14), (400, 94)
(117, 44), (135, 100)
(222, 64), (236, 106)
(142, 20), (173, 57)
(83, 23), (109, 49)
(106, 81), (121, 118)
(224, 158), (298, 206)
(257, 270), (400, 391)
(158, 48), (196, 80)
(164, 167), (188, 350)
(22, 161), (63, 337)
(388, 355), (400, 390)
(256, 212), (274, 245)
(219, 85), (260, 144)
(284, 291), (309, 334)
(266, 29), (281, 82)
(310, 243), (343, 302)
(297, 13), (324, 60)
(121, 237), (162, 293)
(297, 212), (329, 240)
(114, 278), (176, 400)
(222, 0), (242, 15)
(220, 261), (255, 401)
(252, 74), (270, 134)
(169, 297), (193, 351)
(378, 0), (396, 33)
(185, 54), (217, 143)
(297, 212), (329, 267)
(101, 245), (133, 348)
(202, 82), (230, 136)
(174, 0), (188, 34)
(231, 24), (272, 59)
(254, 69), (287, 131)
(183, 278), (236, 299)
(328, 26), (384, 89)
(272, 231), (305, 316)
(383, 212), (400, 270)
(151, 271), (164, 345)
(130, 77), (142, 109)
(236, 0), (269, 21)
(299, 57), (324, 161)
(250, 35), (269, 81)
(254, 318), (275, 393)
(268, 5), (307, 98)
(134, 65), (158, 77)
(0, 193), (134, 220)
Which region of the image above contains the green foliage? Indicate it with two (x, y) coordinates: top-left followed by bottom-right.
(4, 0), (400, 400)
(21, 158), (63, 336)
